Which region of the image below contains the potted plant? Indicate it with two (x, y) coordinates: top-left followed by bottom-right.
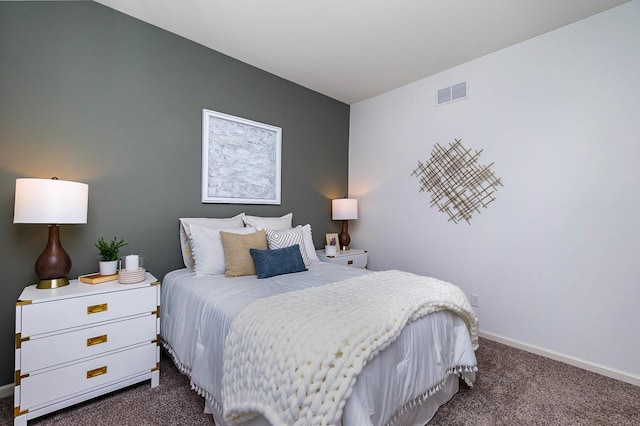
(95, 236), (128, 275)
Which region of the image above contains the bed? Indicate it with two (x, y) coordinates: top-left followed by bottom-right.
(161, 215), (478, 425)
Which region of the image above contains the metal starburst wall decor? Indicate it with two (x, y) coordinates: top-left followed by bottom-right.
(411, 138), (502, 224)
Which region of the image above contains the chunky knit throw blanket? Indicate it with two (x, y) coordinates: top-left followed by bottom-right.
(222, 270), (479, 426)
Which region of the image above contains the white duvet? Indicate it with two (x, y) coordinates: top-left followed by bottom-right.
(161, 263), (477, 426)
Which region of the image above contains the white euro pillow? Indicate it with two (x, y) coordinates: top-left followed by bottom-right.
(189, 224), (256, 276)
(179, 213), (245, 270)
(298, 224), (321, 264)
(243, 213), (292, 230)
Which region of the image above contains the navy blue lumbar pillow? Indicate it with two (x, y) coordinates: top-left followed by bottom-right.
(250, 244), (308, 279)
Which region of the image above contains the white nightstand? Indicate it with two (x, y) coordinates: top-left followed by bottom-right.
(316, 249), (368, 269)
(14, 273), (161, 425)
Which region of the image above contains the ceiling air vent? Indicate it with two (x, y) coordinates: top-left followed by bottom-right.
(436, 81), (468, 106)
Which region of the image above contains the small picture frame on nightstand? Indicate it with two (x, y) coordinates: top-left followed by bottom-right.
(325, 233), (339, 247)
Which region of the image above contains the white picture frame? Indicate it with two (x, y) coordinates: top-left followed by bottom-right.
(325, 233), (339, 247)
(202, 109), (282, 204)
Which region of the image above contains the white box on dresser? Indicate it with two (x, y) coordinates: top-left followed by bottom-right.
(14, 273), (160, 425)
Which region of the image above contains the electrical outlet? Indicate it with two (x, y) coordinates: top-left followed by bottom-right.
(471, 293), (480, 307)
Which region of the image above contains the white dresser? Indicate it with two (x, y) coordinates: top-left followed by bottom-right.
(14, 273), (160, 425)
(316, 249), (368, 269)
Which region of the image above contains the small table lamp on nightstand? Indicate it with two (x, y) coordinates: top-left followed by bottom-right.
(332, 198), (358, 250)
(14, 177), (89, 289)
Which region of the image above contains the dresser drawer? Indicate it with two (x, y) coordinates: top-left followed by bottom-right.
(316, 249), (368, 269)
(19, 342), (157, 409)
(20, 314), (158, 374)
(20, 286), (158, 337)
(331, 254), (367, 268)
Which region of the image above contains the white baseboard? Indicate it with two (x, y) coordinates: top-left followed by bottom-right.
(0, 383), (13, 398)
(479, 330), (640, 387)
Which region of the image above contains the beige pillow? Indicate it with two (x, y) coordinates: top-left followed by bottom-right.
(189, 225), (256, 276)
(220, 229), (268, 277)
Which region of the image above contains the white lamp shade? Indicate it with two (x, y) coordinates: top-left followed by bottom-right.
(14, 178), (88, 224)
(332, 198), (358, 220)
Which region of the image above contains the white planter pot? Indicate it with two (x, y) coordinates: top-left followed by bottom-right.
(99, 260), (118, 276)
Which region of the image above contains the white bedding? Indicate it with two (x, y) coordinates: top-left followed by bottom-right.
(161, 263), (477, 426)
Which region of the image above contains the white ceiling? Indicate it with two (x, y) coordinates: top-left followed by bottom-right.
(93, 0), (629, 104)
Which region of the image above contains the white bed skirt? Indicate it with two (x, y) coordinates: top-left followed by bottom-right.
(205, 374), (461, 426)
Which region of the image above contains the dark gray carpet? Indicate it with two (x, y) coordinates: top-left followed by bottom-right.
(430, 339), (640, 425)
(1, 338), (638, 425)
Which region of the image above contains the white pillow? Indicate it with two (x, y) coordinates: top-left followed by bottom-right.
(243, 213), (292, 230)
(298, 224), (321, 264)
(189, 224), (256, 276)
(266, 227), (312, 266)
(179, 213), (245, 270)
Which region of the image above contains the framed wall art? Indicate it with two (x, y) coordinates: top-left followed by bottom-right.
(202, 109), (282, 204)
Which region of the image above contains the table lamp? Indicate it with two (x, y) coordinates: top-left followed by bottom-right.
(332, 198), (358, 250)
(14, 177), (89, 289)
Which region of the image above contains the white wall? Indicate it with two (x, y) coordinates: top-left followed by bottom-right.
(349, 1), (640, 381)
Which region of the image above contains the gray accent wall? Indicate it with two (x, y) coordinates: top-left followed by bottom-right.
(0, 2), (349, 385)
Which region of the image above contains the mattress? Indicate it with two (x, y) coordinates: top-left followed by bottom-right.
(161, 263), (477, 425)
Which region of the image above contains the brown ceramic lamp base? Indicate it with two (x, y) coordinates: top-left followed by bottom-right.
(339, 220), (351, 251)
(35, 225), (71, 289)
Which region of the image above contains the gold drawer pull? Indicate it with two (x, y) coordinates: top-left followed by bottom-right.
(347, 260), (354, 265)
(86, 366), (107, 379)
(87, 303), (108, 314)
(87, 334), (108, 346)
